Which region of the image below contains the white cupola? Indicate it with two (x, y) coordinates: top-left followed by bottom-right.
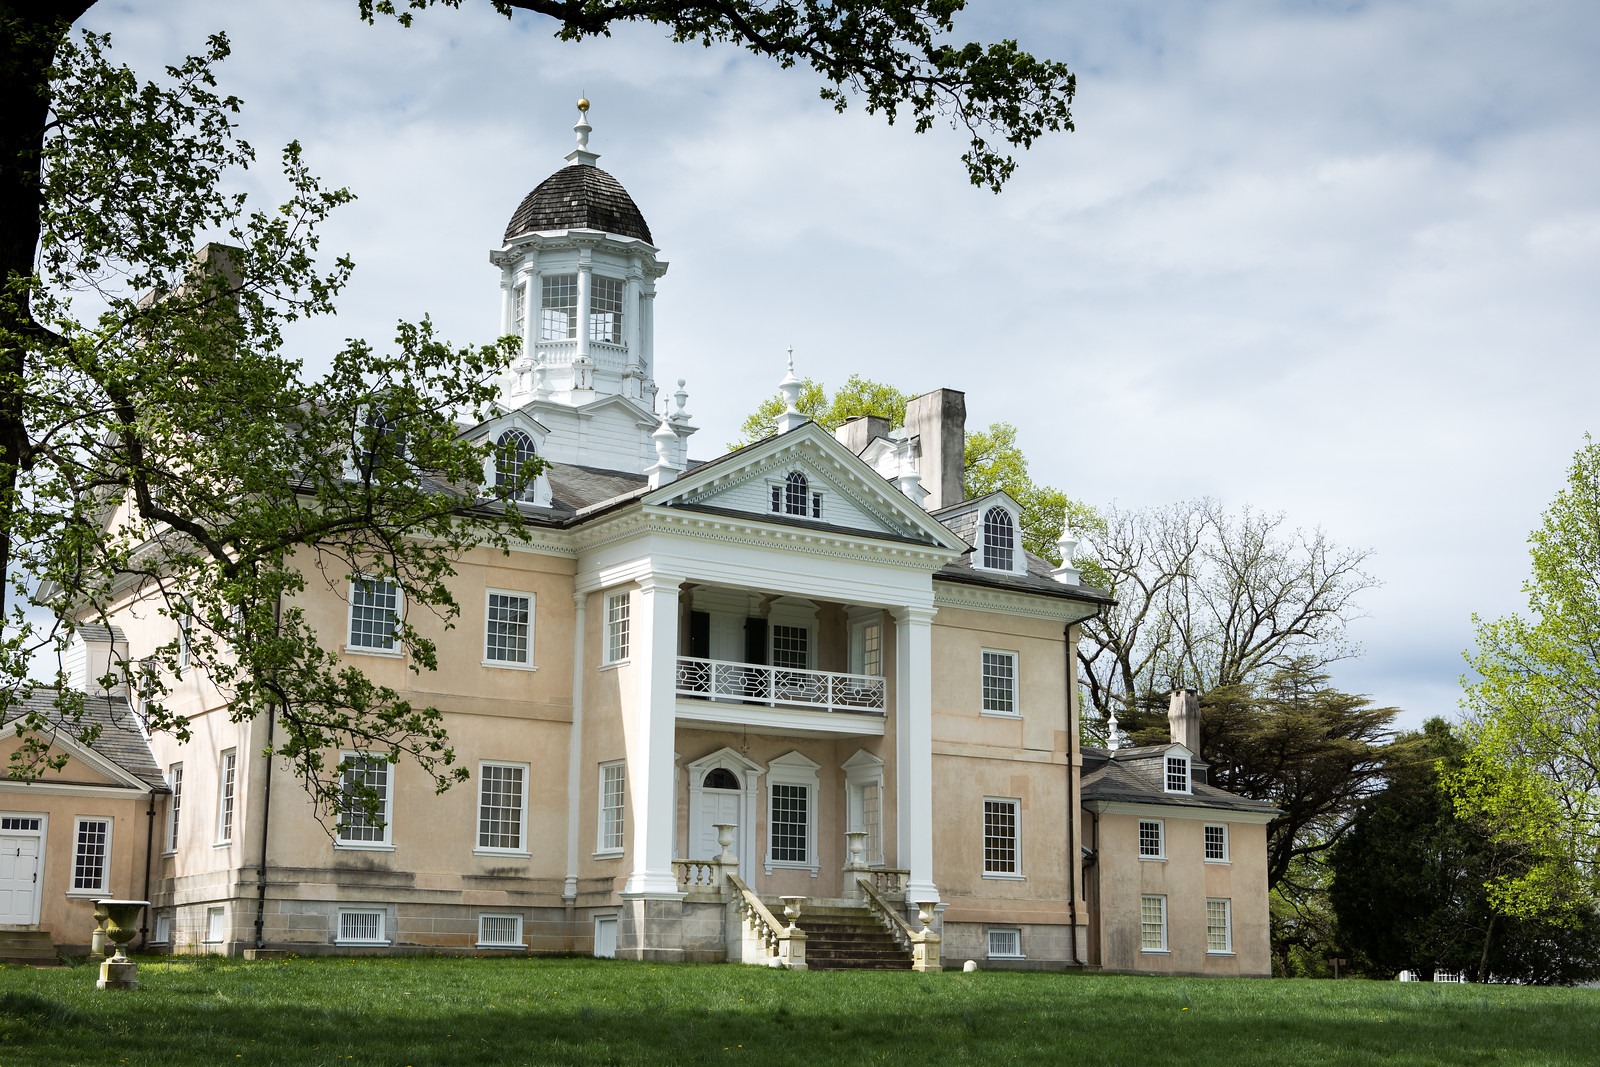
(489, 100), (693, 473)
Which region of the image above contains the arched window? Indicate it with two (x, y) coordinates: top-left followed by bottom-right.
(495, 429), (538, 501)
(703, 767), (740, 790)
(982, 507), (1016, 571)
(783, 471), (809, 516)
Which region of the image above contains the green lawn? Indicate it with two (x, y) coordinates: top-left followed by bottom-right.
(1, 955), (1595, 1066)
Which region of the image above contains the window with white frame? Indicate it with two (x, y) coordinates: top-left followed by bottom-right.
(983, 797), (1020, 876)
(1204, 824), (1230, 862)
(477, 762), (527, 852)
(843, 750), (885, 867)
(1165, 755), (1191, 793)
(603, 592), (630, 664)
(71, 817), (110, 893)
(337, 909), (387, 945)
(1138, 819), (1164, 859)
(771, 624), (809, 670)
(216, 750), (237, 844)
(478, 913), (524, 948)
(152, 914), (172, 944)
(854, 619), (883, 678)
(981, 650), (1018, 716)
(987, 928), (1023, 959)
(511, 282), (527, 338)
(348, 577), (401, 653)
(540, 274), (577, 340)
(484, 591), (534, 667)
(589, 274), (625, 344)
(981, 506), (1016, 571)
(167, 763), (183, 852)
(177, 605), (193, 672)
(1207, 898), (1233, 954)
(205, 906), (226, 944)
(598, 762), (625, 853)
(1140, 894), (1168, 952)
(767, 753), (819, 870)
(494, 430), (540, 503)
(337, 755), (392, 847)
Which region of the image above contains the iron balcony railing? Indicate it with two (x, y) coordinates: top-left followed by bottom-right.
(675, 657), (886, 715)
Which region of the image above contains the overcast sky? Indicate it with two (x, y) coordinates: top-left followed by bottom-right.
(81, 0), (1600, 728)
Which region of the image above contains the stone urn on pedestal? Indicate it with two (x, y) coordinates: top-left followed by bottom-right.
(88, 902), (110, 963)
(95, 899), (149, 990)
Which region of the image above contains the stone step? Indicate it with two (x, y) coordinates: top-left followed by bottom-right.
(0, 930), (57, 964)
(759, 901), (914, 971)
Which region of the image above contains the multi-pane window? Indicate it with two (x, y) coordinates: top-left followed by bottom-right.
(598, 762), (625, 852)
(775, 471), (809, 516)
(485, 591), (534, 666)
(338, 756), (392, 846)
(988, 928), (1022, 958)
(1166, 755), (1191, 793)
(540, 274), (578, 339)
(1140, 894), (1168, 951)
(860, 622), (882, 677)
(477, 762), (526, 851)
(983, 798), (1020, 875)
(1204, 824), (1230, 862)
(167, 763), (183, 852)
(982, 507), (1016, 571)
(589, 275), (624, 343)
(981, 650), (1018, 715)
(1207, 898), (1233, 954)
(177, 606), (193, 672)
(859, 781), (882, 865)
(349, 577), (400, 652)
(1138, 819), (1164, 858)
(495, 429), (539, 502)
(217, 750), (237, 844)
(772, 625), (808, 670)
(338, 909), (386, 945)
(511, 282), (527, 337)
(770, 784), (809, 863)
(604, 592), (630, 664)
(72, 818), (110, 892)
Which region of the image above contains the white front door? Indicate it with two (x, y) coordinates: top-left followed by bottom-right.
(690, 785), (747, 882)
(0, 833), (42, 926)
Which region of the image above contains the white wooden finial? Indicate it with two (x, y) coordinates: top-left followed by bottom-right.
(1052, 507), (1083, 586)
(566, 97), (600, 167)
(776, 347), (806, 433)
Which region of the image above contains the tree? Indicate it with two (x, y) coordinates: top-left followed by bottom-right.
(1332, 719), (1600, 984)
(2, 31), (532, 816)
(1078, 498), (1376, 728)
(734, 376), (1101, 565)
(1454, 437), (1600, 920)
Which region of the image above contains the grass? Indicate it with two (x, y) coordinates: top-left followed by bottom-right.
(0, 955), (1596, 1066)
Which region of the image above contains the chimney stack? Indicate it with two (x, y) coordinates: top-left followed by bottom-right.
(834, 415), (890, 456)
(903, 388), (965, 511)
(1168, 688), (1200, 754)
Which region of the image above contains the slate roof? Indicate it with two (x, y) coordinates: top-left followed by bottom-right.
(1080, 746), (1278, 816)
(504, 166), (653, 244)
(931, 497), (1113, 606)
(2, 687), (165, 791)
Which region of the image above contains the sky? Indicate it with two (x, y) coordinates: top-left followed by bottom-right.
(79, 0), (1600, 728)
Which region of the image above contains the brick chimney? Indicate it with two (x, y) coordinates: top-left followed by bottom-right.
(903, 388), (965, 511)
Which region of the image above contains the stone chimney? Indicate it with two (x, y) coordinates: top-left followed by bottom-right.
(903, 388), (965, 511)
(834, 415), (890, 455)
(1168, 688), (1200, 754)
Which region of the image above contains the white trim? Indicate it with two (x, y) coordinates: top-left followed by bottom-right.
(483, 589), (536, 669)
(336, 908), (389, 946)
(204, 905), (227, 944)
(0, 718), (154, 793)
(1204, 823), (1231, 863)
(765, 751), (820, 875)
(345, 575), (403, 655)
(67, 815), (112, 897)
(1207, 897), (1234, 955)
(602, 590), (631, 665)
(1164, 754), (1192, 794)
(979, 648), (1020, 717)
(1082, 800), (1276, 825)
(476, 913), (525, 949)
(336, 753), (393, 849)
(1138, 818), (1166, 861)
(982, 796), (1022, 879)
(476, 760), (529, 854)
(165, 762), (182, 854)
(1140, 894), (1168, 953)
(975, 501), (1026, 576)
(596, 760), (626, 855)
(215, 749), (237, 845)
(592, 913), (619, 958)
(987, 927), (1024, 960)
(842, 749), (885, 868)
(685, 747), (764, 883)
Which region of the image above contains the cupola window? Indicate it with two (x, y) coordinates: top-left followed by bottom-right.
(981, 507), (1016, 571)
(511, 283), (527, 338)
(495, 429), (539, 501)
(540, 274), (578, 340)
(589, 275), (625, 344)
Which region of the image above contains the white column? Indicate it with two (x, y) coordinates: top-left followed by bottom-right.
(893, 604), (939, 903)
(639, 286), (656, 380)
(625, 270), (642, 370)
(622, 574), (683, 898)
(522, 267), (540, 358)
(563, 591), (588, 902)
(499, 276), (513, 336)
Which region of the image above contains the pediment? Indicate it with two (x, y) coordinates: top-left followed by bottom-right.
(465, 407), (551, 446)
(646, 423), (967, 550)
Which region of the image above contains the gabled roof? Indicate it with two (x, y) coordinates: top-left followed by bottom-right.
(1080, 745), (1278, 816)
(1, 688), (165, 791)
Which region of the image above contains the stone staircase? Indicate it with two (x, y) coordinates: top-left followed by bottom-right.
(0, 929), (59, 966)
(784, 902), (913, 971)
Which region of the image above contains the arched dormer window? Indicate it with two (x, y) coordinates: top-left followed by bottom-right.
(981, 506), (1016, 571)
(770, 470), (821, 518)
(495, 429), (538, 501)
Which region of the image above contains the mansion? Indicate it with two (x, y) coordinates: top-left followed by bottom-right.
(0, 105), (1275, 976)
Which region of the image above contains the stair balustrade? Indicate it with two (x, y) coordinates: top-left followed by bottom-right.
(726, 873), (806, 970)
(858, 876), (941, 972)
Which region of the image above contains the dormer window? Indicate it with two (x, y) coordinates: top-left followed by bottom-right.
(495, 429), (539, 501)
(981, 506), (1016, 571)
(589, 275), (624, 344)
(771, 471), (822, 518)
(354, 404), (408, 480)
(541, 274), (577, 340)
(1165, 755), (1191, 794)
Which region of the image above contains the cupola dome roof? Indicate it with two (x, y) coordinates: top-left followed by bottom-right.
(503, 165), (653, 245)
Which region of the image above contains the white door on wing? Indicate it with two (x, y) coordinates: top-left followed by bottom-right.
(689, 772), (749, 883)
(0, 834), (41, 926)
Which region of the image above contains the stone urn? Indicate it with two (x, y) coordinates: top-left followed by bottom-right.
(88, 902), (110, 963)
(779, 895), (806, 930)
(713, 822), (737, 862)
(95, 899), (149, 990)
(845, 830), (868, 870)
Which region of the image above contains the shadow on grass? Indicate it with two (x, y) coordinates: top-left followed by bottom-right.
(2, 958), (1595, 1066)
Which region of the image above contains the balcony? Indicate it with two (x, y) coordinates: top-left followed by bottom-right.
(675, 657), (887, 737)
